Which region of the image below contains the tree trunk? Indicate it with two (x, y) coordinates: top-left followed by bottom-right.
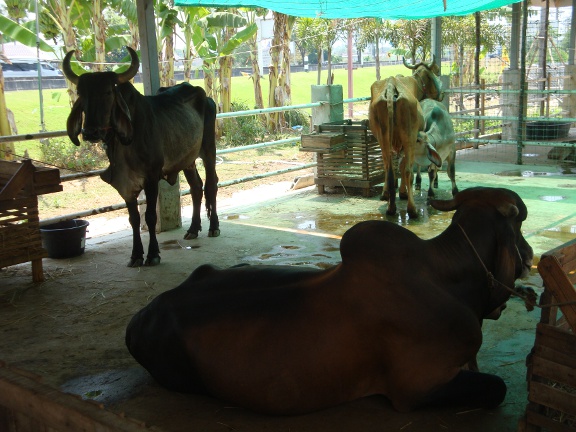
(248, 38), (264, 109)
(316, 47), (323, 85)
(0, 69), (14, 160)
(50, 0), (78, 105)
(267, 12), (286, 132)
(375, 39), (381, 81)
(219, 26), (235, 113)
(92, 0), (106, 72)
(160, 33), (175, 87)
(281, 17), (293, 105)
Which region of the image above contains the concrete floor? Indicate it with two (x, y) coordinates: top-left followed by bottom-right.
(2, 156), (576, 431)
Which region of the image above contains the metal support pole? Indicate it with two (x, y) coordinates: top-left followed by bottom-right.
(136, 0), (160, 96)
(431, 17), (442, 74)
(517, 0), (529, 165)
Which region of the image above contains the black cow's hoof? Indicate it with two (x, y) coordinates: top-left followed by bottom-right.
(184, 231), (199, 240)
(208, 229), (220, 238)
(399, 192), (408, 200)
(145, 256), (161, 266)
(127, 258), (144, 268)
(408, 211), (419, 219)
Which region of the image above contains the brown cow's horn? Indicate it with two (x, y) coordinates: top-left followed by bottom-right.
(403, 57), (417, 70)
(62, 50), (80, 85)
(116, 47), (139, 84)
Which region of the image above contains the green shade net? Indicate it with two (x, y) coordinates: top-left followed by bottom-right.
(175, 0), (522, 19)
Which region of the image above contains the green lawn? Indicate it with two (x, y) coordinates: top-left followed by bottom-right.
(6, 64), (409, 160)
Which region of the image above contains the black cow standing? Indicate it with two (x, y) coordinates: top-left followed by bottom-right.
(64, 47), (219, 267)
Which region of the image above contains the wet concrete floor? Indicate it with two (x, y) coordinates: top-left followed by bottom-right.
(2, 158), (576, 431)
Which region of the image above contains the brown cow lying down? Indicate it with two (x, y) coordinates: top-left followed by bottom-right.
(126, 187), (533, 415)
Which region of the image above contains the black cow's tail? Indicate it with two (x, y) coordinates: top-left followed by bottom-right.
(202, 97), (218, 220)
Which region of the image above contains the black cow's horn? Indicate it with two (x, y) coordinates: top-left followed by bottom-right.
(426, 54), (437, 70)
(62, 50), (80, 85)
(403, 57), (417, 70)
(116, 47), (139, 84)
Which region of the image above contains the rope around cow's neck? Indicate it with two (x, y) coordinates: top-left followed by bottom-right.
(457, 223), (576, 310)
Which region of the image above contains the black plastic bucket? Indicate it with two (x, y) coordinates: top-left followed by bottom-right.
(40, 219), (89, 259)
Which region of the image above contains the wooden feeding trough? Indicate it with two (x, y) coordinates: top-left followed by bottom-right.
(0, 362), (161, 432)
(0, 159), (62, 282)
(518, 239), (576, 431)
(301, 120), (384, 197)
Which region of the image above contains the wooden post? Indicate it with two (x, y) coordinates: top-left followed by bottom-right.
(135, 0), (181, 232)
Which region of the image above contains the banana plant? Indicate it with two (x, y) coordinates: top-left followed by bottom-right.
(157, 1), (181, 87)
(0, 15), (54, 53)
(0, 15), (54, 160)
(192, 11), (256, 113)
(239, 8), (267, 109)
(177, 6), (210, 83)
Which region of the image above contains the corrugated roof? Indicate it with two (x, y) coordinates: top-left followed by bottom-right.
(174, 0), (523, 19)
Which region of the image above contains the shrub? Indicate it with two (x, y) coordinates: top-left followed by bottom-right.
(283, 109), (310, 132)
(41, 138), (107, 172)
(220, 101), (268, 148)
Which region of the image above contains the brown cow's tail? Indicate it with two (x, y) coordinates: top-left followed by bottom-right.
(384, 79), (396, 182)
(385, 79), (395, 155)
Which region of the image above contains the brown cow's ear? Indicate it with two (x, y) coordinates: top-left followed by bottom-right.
(112, 91), (133, 145)
(66, 98), (83, 146)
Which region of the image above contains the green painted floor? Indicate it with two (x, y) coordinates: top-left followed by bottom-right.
(2, 155), (576, 432)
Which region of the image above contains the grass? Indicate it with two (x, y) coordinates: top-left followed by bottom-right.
(6, 64), (409, 161)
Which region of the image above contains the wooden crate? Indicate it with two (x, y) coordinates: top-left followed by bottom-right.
(0, 159), (62, 282)
(0, 362), (164, 432)
(300, 132), (346, 152)
(302, 120), (384, 197)
(518, 239), (576, 432)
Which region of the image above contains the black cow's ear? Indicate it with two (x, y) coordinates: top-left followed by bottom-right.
(496, 202), (519, 218)
(66, 98), (83, 146)
(112, 91), (133, 145)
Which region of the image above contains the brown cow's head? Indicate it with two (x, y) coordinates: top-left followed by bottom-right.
(431, 187), (534, 319)
(63, 47), (139, 146)
(403, 56), (444, 101)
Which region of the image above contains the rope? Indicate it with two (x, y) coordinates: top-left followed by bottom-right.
(457, 224), (576, 310)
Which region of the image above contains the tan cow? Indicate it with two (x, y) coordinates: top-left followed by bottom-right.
(369, 57), (444, 218)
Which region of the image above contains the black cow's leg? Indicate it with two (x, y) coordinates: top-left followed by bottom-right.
(126, 200), (145, 268)
(203, 158), (220, 238)
(183, 166), (203, 240)
(200, 97), (220, 238)
(417, 370), (507, 410)
(143, 180), (161, 266)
